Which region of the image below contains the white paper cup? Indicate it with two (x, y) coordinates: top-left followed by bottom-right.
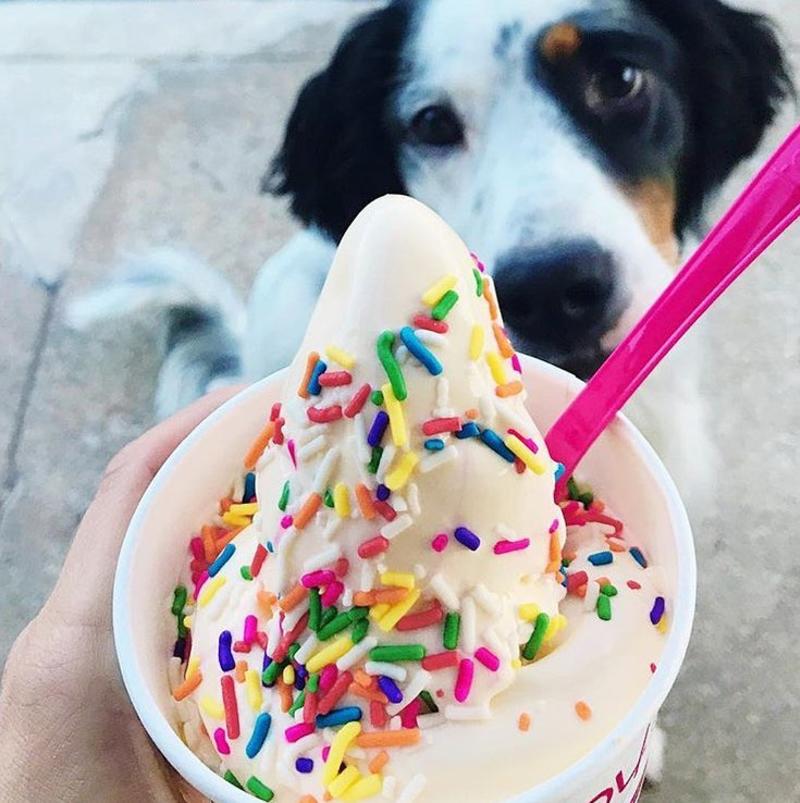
(114, 355), (696, 803)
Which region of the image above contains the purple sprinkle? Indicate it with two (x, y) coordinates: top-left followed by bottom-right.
(378, 675), (403, 704)
(650, 596), (666, 625)
(549, 519), (560, 534)
(376, 483), (391, 501)
(263, 652), (272, 672)
(295, 757), (314, 774)
(218, 630), (235, 672)
(173, 637), (186, 659)
(367, 411), (390, 447)
(454, 526), (481, 552)
(294, 666), (308, 690)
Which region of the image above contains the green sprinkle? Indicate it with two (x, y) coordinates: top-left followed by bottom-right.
(348, 606), (370, 622)
(420, 689), (439, 713)
(369, 644), (426, 662)
(240, 566), (253, 581)
(224, 770), (244, 789)
(307, 674), (320, 693)
(431, 290), (459, 321)
(578, 491), (594, 507)
(287, 642), (300, 660)
(308, 588), (322, 631)
(473, 268), (484, 296)
(522, 612), (550, 661)
(601, 584), (618, 597)
(371, 389), (384, 406)
(246, 776), (275, 801)
(377, 330), (408, 401)
(317, 612), (353, 641)
(320, 606), (338, 628)
(443, 611), (461, 650)
(171, 585), (187, 616)
(323, 488), (335, 508)
(567, 477), (581, 501)
(351, 618), (369, 644)
(287, 689), (306, 716)
(368, 446), (383, 474)
(262, 660), (282, 686)
(597, 595), (612, 621)
(278, 480), (290, 511)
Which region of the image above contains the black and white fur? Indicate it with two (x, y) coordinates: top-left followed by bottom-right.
(71, 0), (789, 505)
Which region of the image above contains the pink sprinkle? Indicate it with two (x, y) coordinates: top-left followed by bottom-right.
(400, 697), (421, 729)
(280, 515), (294, 529)
(470, 252), (486, 272)
(431, 533), (449, 553)
(511, 354), (522, 374)
(243, 615), (258, 644)
(319, 664), (338, 694)
(302, 569), (336, 588)
(508, 428), (538, 453)
(322, 745), (331, 761)
(549, 518), (560, 534)
(474, 647), (500, 672)
(493, 538), (530, 555)
(190, 537), (205, 561)
(213, 727), (230, 755)
(287, 439), (297, 468)
(454, 658), (475, 703)
(285, 722), (315, 743)
(321, 580), (344, 607)
(193, 570), (209, 599)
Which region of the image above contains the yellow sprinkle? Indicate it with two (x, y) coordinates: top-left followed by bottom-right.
(382, 384), (408, 447)
(380, 571), (415, 589)
(325, 345), (356, 370)
(307, 636), (354, 673)
(198, 576), (226, 607)
(333, 483), (351, 518)
(543, 614), (563, 643)
(221, 512), (252, 527)
(329, 766), (361, 798)
(200, 696), (225, 719)
(378, 588), (421, 632)
(422, 274), (458, 306)
(369, 603), (391, 621)
(183, 614), (193, 630)
(519, 603), (541, 622)
(486, 352), (508, 385)
(385, 451), (419, 492)
(245, 669), (263, 711)
(283, 664), (296, 686)
(504, 434), (548, 475)
(341, 774), (383, 801)
(511, 658), (522, 670)
(469, 324), (485, 361)
(228, 502), (259, 516)
(657, 615), (669, 635)
(187, 656), (201, 679)
(323, 722), (362, 785)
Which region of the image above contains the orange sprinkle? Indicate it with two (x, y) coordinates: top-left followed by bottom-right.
(219, 497), (233, 513)
(575, 701), (592, 721)
(294, 492), (322, 530)
(464, 408), (480, 420)
(278, 679), (293, 713)
(201, 525), (216, 564)
(373, 588), (409, 605)
(492, 322), (515, 358)
(172, 671), (202, 701)
(368, 750), (390, 774)
(243, 421), (275, 471)
(608, 540), (627, 553)
(496, 381), (524, 398)
(356, 729), (421, 748)
(213, 526), (242, 557)
(257, 590), (277, 616)
(279, 583), (308, 612)
(596, 576), (611, 587)
(518, 713), (531, 732)
(349, 682), (389, 705)
(549, 531), (562, 565)
(545, 561), (560, 574)
(355, 483), (377, 520)
(562, 548), (578, 562)
(483, 277), (499, 320)
(323, 794), (332, 803)
(354, 669), (373, 689)
(299, 796), (318, 803)
(353, 590), (376, 607)
(235, 661), (247, 683)
(298, 351), (320, 400)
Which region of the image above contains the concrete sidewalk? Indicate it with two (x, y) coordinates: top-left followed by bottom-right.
(1, 2), (799, 801)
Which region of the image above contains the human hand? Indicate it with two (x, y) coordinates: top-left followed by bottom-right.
(0, 388), (241, 802)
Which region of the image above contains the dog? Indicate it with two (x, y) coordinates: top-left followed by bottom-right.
(71, 0), (790, 505)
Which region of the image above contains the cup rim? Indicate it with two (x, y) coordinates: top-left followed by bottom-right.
(113, 356), (696, 803)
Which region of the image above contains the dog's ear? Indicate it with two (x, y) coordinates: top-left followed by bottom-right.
(642, 0), (793, 232)
(265, 3), (411, 241)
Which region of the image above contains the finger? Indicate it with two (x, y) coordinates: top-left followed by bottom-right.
(46, 386), (245, 625)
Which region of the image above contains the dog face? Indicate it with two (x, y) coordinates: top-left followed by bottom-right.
(269, 0), (789, 378)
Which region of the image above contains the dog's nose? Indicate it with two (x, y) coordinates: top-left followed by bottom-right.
(493, 240), (620, 359)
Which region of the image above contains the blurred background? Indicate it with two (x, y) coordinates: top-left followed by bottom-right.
(1, 1), (799, 800)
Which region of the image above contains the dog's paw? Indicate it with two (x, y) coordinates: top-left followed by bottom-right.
(644, 724), (666, 786)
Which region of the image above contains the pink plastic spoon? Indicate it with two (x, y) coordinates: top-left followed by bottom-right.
(546, 123), (800, 494)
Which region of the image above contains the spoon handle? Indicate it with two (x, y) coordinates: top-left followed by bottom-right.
(546, 123), (800, 488)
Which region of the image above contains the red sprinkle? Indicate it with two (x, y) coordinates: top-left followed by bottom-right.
(373, 500), (397, 522)
(422, 651), (460, 671)
(370, 700), (388, 728)
(650, 663), (657, 673)
(273, 612), (310, 663)
(318, 670), (353, 715)
(232, 640), (251, 653)
(303, 691), (318, 724)
(396, 602), (443, 631)
(255, 631), (268, 650)
(270, 402), (282, 421)
(189, 537), (205, 561)
(273, 417), (285, 445)
(319, 371), (353, 387)
(250, 544), (268, 578)
(400, 697), (421, 729)
(422, 417), (462, 436)
(627, 580), (642, 590)
(307, 404), (343, 424)
(566, 570), (589, 594)
(412, 314), (449, 334)
(344, 383), (371, 418)
(221, 675), (240, 739)
(358, 536), (391, 559)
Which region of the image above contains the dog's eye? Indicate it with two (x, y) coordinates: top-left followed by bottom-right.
(585, 60), (647, 113)
(407, 105), (465, 147)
